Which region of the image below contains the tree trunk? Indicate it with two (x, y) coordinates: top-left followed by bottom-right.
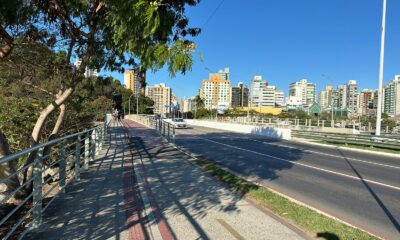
(23, 88), (73, 189)
(42, 103), (66, 160)
(0, 130), (20, 192)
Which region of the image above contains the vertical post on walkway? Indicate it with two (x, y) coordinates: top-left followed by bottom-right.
(59, 139), (66, 193)
(91, 130), (95, 161)
(32, 147), (43, 229)
(167, 123), (170, 141)
(84, 132), (90, 170)
(75, 134), (82, 180)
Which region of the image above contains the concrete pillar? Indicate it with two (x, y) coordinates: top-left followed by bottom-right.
(322, 120), (325, 128)
(368, 122), (372, 132)
(309, 119), (312, 127)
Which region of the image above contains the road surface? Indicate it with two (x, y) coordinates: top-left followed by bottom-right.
(174, 125), (400, 240)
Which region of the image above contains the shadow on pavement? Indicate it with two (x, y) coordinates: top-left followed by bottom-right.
(25, 125), (146, 240)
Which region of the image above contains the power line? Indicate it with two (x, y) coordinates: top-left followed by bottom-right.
(201, 0), (227, 29)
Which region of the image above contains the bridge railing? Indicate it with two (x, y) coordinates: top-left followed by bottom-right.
(126, 115), (175, 142)
(0, 123), (108, 239)
(292, 130), (400, 150)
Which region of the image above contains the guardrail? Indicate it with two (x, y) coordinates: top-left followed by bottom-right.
(0, 123), (108, 239)
(292, 130), (400, 150)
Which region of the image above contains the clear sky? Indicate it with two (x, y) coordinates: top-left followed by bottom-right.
(103, 0), (400, 99)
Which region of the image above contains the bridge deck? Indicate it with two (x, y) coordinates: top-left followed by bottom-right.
(26, 120), (307, 240)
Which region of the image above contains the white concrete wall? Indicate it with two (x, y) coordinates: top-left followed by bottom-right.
(186, 120), (292, 140)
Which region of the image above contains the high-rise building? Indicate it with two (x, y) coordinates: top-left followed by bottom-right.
(124, 69), (141, 95)
(212, 67), (230, 80)
(181, 96), (197, 113)
(145, 83), (171, 116)
(318, 86), (333, 109)
(275, 89), (285, 107)
(336, 85), (347, 109)
(74, 59), (99, 78)
(288, 79), (316, 106)
(383, 75), (400, 116)
(250, 76), (283, 107)
(231, 82), (249, 107)
(358, 89), (375, 116)
(346, 80), (358, 115)
(200, 72), (231, 110)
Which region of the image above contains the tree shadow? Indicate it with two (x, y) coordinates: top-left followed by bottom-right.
(122, 120), (306, 239)
(25, 124), (149, 240)
(316, 231), (340, 240)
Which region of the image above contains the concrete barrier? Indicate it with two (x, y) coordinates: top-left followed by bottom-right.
(186, 120), (292, 140)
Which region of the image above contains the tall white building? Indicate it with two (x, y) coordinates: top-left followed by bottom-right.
(288, 79), (316, 106)
(346, 80), (359, 115)
(74, 59), (99, 78)
(318, 86), (333, 109)
(384, 75), (400, 116)
(249, 76), (283, 107)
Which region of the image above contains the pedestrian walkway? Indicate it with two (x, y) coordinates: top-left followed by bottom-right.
(25, 119), (308, 240)
(25, 121), (146, 240)
(122, 119), (307, 240)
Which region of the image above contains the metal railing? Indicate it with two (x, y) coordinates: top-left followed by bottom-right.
(292, 130), (400, 150)
(0, 123), (108, 239)
(128, 115), (176, 143)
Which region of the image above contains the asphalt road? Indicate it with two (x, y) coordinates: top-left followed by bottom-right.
(174, 125), (400, 240)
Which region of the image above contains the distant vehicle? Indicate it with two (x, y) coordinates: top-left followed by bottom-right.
(170, 118), (187, 129)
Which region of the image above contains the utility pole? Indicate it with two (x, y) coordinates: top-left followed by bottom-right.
(376, 0), (387, 136)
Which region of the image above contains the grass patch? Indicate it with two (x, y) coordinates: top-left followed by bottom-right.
(195, 158), (379, 240)
(314, 141), (400, 155)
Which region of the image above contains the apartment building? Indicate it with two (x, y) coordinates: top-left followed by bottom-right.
(384, 75), (400, 116)
(200, 73), (231, 110)
(145, 83), (172, 116)
(288, 79), (316, 106)
(124, 69), (141, 95)
(231, 82), (249, 107)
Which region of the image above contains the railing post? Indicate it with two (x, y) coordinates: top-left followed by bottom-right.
(173, 125), (176, 143)
(95, 128), (100, 156)
(163, 122), (166, 136)
(32, 147), (43, 229)
(91, 130), (96, 160)
(167, 123), (170, 141)
(59, 139), (66, 193)
(75, 134), (82, 181)
(84, 132), (90, 170)
(322, 120), (325, 129)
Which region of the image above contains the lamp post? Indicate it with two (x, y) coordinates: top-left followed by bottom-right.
(136, 93), (139, 115)
(128, 94), (134, 115)
(376, 0), (387, 136)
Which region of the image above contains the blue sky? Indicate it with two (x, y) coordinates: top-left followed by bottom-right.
(103, 0), (400, 99)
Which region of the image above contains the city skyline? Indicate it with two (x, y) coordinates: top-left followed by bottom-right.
(103, 0), (400, 99)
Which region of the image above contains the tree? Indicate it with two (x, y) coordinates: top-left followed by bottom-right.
(1, 0), (201, 196)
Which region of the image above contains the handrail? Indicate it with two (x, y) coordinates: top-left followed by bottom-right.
(0, 121), (108, 240)
(0, 124), (102, 164)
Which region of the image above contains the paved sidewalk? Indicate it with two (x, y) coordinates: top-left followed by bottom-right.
(26, 121), (146, 240)
(123, 119), (307, 240)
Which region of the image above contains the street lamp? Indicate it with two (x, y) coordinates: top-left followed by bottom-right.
(128, 94), (134, 115)
(376, 0), (387, 136)
(136, 93), (139, 115)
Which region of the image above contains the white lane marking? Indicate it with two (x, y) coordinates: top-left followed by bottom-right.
(185, 126), (400, 170)
(177, 128), (400, 191)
